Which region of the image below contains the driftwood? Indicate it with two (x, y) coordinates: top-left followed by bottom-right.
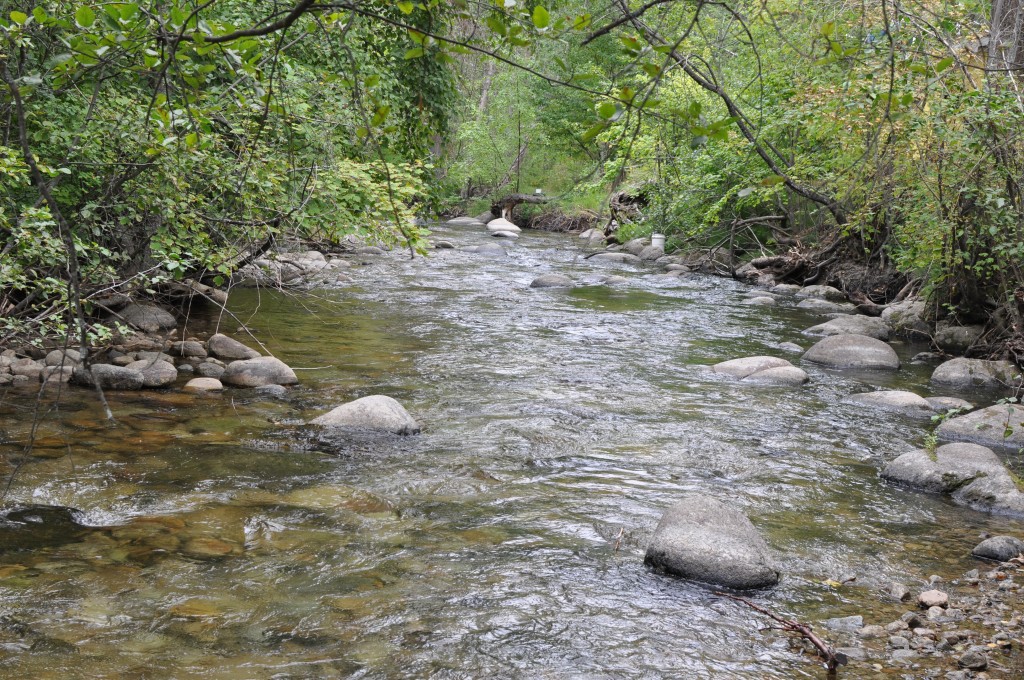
(715, 592), (846, 677)
(492, 192), (550, 220)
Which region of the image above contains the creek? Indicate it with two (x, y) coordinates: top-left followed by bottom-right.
(0, 224), (1021, 678)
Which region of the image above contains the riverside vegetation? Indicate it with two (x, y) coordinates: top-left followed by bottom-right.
(3, 1), (1024, 678)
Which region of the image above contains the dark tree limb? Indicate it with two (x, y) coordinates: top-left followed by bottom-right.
(492, 193), (550, 220)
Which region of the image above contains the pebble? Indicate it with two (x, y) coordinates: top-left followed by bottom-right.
(918, 589), (949, 609)
(957, 650), (988, 670)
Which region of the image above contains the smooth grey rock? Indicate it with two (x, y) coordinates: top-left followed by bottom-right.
(644, 495), (780, 590)
(463, 243), (507, 257)
(803, 334), (900, 370)
(639, 245), (664, 261)
(796, 285), (847, 302)
(588, 252), (642, 265)
(475, 211), (496, 223)
(310, 395), (419, 434)
(935, 323), (984, 354)
(177, 364), (194, 374)
(135, 351), (174, 365)
(120, 303), (176, 332)
(599, 275), (628, 285)
(72, 364), (145, 390)
(184, 377), (223, 391)
(530, 274), (574, 289)
(958, 650), (988, 670)
(796, 298), (857, 315)
(445, 216), (485, 227)
(491, 230), (519, 239)
(9, 358), (44, 380)
(918, 589), (948, 608)
(621, 238), (647, 256)
(936, 404), (1024, 450)
(971, 535), (1024, 562)
(803, 315), (890, 340)
(859, 624), (886, 639)
(207, 334), (260, 361)
(882, 442), (1024, 517)
(885, 582), (912, 601)
(40, 365), (74, 384)
(778, 342), (803, 353)
(221, 357), (298, 387)
(254, 384), (288, 398)
(770, 284), (801, 295)
(578, 228), (600, 239)
(712, 356), (791, 379)
(925, 396), (974, 413)
(44, 349), (82, 367)
(125, 359), (178, 388)
(196, 362), (225, 379)
(356, 246), (386, 256)
(743, 296), (776, 306)
(846, 390), (934, 417)
(931, 358), (1020, 390)
(822, 615), (863, 632)
(171, 341), (207, 358)
(835, 647), (867, 662)
(742, 365), (809, 386)
(881, 299), (930, 337)
(486, 218), (520, 233)
(434, 240), (456, 249)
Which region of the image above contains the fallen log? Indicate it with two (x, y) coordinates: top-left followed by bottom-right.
(492, 193), (550, 220)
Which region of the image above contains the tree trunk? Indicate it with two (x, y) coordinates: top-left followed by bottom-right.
(990, 0), (1024, 72)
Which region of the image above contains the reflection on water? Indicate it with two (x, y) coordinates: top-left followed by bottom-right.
(0, 226), (1018, 678)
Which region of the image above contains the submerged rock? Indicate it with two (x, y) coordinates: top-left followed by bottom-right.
(971, 536), (1024, 562)
(930, 358), (1020, 390)
(309, 395), (420, 435)
(530, 274), (574, 289)
(803, 315), (891, 340)
(644, 495), (780, 590)
(221, 356), (298, 387)
(743, 296), (776, 306)
(588, 252), (642, 265)
(881, 442), (1024, 517)
(845, 390), (934, 417)
(207, 334), (260, 361)
(803, 334), (900, 370)
(462, 243), (507, 257)
(936, 404), (1024, 450)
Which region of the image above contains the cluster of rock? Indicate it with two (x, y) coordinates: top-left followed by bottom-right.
(0, 324), (297, 395)
(819, 552), (1024, 675)
(234, 249), (359, 288)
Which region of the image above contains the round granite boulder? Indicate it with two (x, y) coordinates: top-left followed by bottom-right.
(803, 334), (900, 370)
(309, 395), (420, 435)
(645, 495), (780, 590)
(221, 357), (298, 387)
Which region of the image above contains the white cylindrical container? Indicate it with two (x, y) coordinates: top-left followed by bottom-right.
(651, 233), (666, 249)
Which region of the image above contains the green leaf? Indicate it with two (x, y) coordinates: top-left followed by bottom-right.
(935, 56), (954, 72)
(397, 1), (415, 14)
(581, 122), (606, 142)
(532, 5), (550, 29)
(620, 36), (641, 53)
(32, 7), (48, 23)
(642, 63), (662, 78)
(820, 21), (835, 38)
(404, 47), (424, 59)
(10, 10), (28, 25)
(75, 5), (96, 28)
(760, 175), (786, 187)
(597, 102), (617, 119)
(572, 14), (591, 31)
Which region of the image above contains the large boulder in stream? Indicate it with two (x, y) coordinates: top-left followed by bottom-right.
(446, 216), (485, 228)
(930, 358), (1020, 391)
(803, 315), (890, 340)
(711, 357), (809, 386)
(207, 333), (260, 361)
(803, 334), (900, 370)
(881, 299), (929, 337)
(845, 390), (935, 418)
(881, 443), (1024, 517)
(309, 395), (420, 435)
(645, 495), (781, 590)
(936, 404), (1024, 450)
(796, 298), (857, 315)
(972, 536), (1024, 562)
(486, 218), (521, 233)
(125, 359), (178, 388)
(72, 364), (145, 390)
(221, 356), (298, 387)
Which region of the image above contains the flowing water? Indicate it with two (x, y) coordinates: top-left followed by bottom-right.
(1, 225), (1021, 678)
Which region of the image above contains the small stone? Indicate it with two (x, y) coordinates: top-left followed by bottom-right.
(44, 349), (82, 367)
(822, 615), (863, 632)
(889, 635), (910, 649)
(957, 650), (987, 670)
(125, 359), (178, 388)
(918, 590), (949, 609)
(886, 582), (912, 602)
(171, 341), (207, 358)
(220, 356), (297, 387)
(858, 625), (886, 639)
(926, 606), (946, 620)
(196, 362), (225, 379)
(530, 274), (574, 289)
(886, 620), (909, 634)
(254, 384), (288, 398)
(206, 334), (260, 361)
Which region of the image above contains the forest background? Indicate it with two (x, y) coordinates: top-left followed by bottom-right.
(1, 0), (1023, 362)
